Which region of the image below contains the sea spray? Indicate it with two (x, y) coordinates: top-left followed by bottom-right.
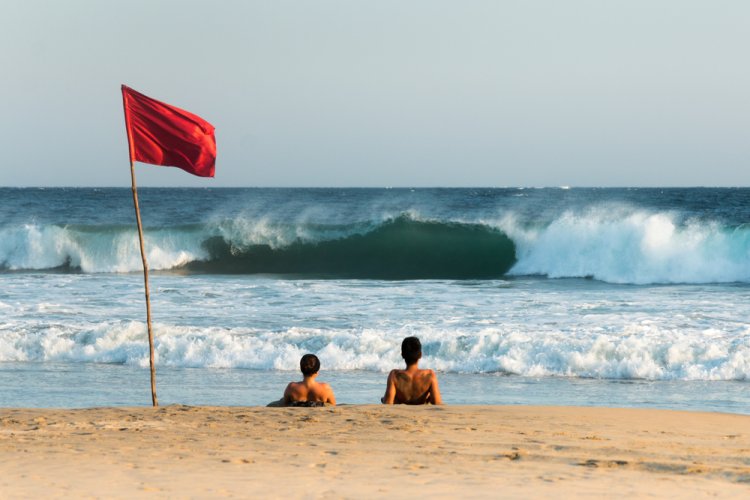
(501, 207), (750, 284)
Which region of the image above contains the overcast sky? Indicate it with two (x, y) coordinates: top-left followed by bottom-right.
(1, 1), (748, 187)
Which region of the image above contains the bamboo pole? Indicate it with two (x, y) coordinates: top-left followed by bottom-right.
(129, 164), (158, 407)
(122, 88), (158, 407)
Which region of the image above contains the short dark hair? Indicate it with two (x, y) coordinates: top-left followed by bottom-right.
(300, 354), (320, 376)
(401, 336), (422, 365)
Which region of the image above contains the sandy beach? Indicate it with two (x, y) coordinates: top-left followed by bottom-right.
(1, 405), (748, 498)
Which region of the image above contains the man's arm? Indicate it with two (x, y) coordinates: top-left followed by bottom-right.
(323, 383), (336, 405)
(382, 370), (397, 404)
(282, 383), (294, 405)
(428, 370), (443, 405)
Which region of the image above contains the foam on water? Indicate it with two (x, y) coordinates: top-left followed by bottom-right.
(0, 224), (207, 273)
(2, 315), (748, 380)
(497, 207), (750, 284)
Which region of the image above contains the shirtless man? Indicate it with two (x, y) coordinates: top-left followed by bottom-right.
(382, 336), (443, 405)
(283, 354), (336, 406)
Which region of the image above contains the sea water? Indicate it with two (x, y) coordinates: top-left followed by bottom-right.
(0, 188), (748, 412)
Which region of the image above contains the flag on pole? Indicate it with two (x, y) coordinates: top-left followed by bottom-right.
(121, 85), (217, 177)
(121, 84), (217, 406)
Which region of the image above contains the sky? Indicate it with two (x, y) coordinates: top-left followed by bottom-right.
(1, 0), (748, 187)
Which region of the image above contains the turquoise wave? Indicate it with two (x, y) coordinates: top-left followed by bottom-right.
(188, 216), (517, 279)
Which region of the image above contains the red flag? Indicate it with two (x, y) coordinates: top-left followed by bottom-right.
(121, 85), (216, 177)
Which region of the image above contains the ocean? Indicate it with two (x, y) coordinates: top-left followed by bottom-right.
(1, 187), (748, 413)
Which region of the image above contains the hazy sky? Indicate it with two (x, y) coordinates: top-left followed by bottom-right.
(1, 1), (748, 187)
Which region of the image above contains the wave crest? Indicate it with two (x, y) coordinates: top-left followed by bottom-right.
(189, 215), (516, 278)
(2, 207), (750, 283)
(499, 208), (750, 284)
(0, 216), (516, 279)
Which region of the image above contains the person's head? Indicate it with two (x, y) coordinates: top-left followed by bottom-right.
(401, 336), (422, 366)
(300, 353), (321, 377)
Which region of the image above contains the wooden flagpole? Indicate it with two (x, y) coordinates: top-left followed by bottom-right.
(122, 88), (158, 407)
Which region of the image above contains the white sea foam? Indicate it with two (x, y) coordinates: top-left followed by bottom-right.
(498, 207), (750, 284)
(1, 320), (747, 380)
(0, 224), (208, 273)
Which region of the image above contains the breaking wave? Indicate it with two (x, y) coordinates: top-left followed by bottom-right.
(1, 321), (748, 380)
(1, 208), (749, 283)
(0, 215), (516, 279)
(498, 207), (750, 284)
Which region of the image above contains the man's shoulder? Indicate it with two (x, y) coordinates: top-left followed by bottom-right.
(284, 381), (303, 395)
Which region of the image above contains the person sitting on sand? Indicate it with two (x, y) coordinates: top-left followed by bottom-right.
(282, 354), (336, 407)
(382, 336), (443, 405)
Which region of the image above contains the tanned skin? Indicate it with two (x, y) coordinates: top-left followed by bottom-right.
(283, 372), (336, 406)
(382, 355), (443, 405)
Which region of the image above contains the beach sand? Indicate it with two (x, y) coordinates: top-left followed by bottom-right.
(1, 405), (748, 498)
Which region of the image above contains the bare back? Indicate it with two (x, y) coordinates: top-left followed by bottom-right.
(283, 378), (336, 405)
(382, 366), (442, 405)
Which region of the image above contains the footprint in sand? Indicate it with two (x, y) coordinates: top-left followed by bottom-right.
(578, 459), (628, 468)
(221, 458), (255, 464)
(496, 451), (523, 461)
